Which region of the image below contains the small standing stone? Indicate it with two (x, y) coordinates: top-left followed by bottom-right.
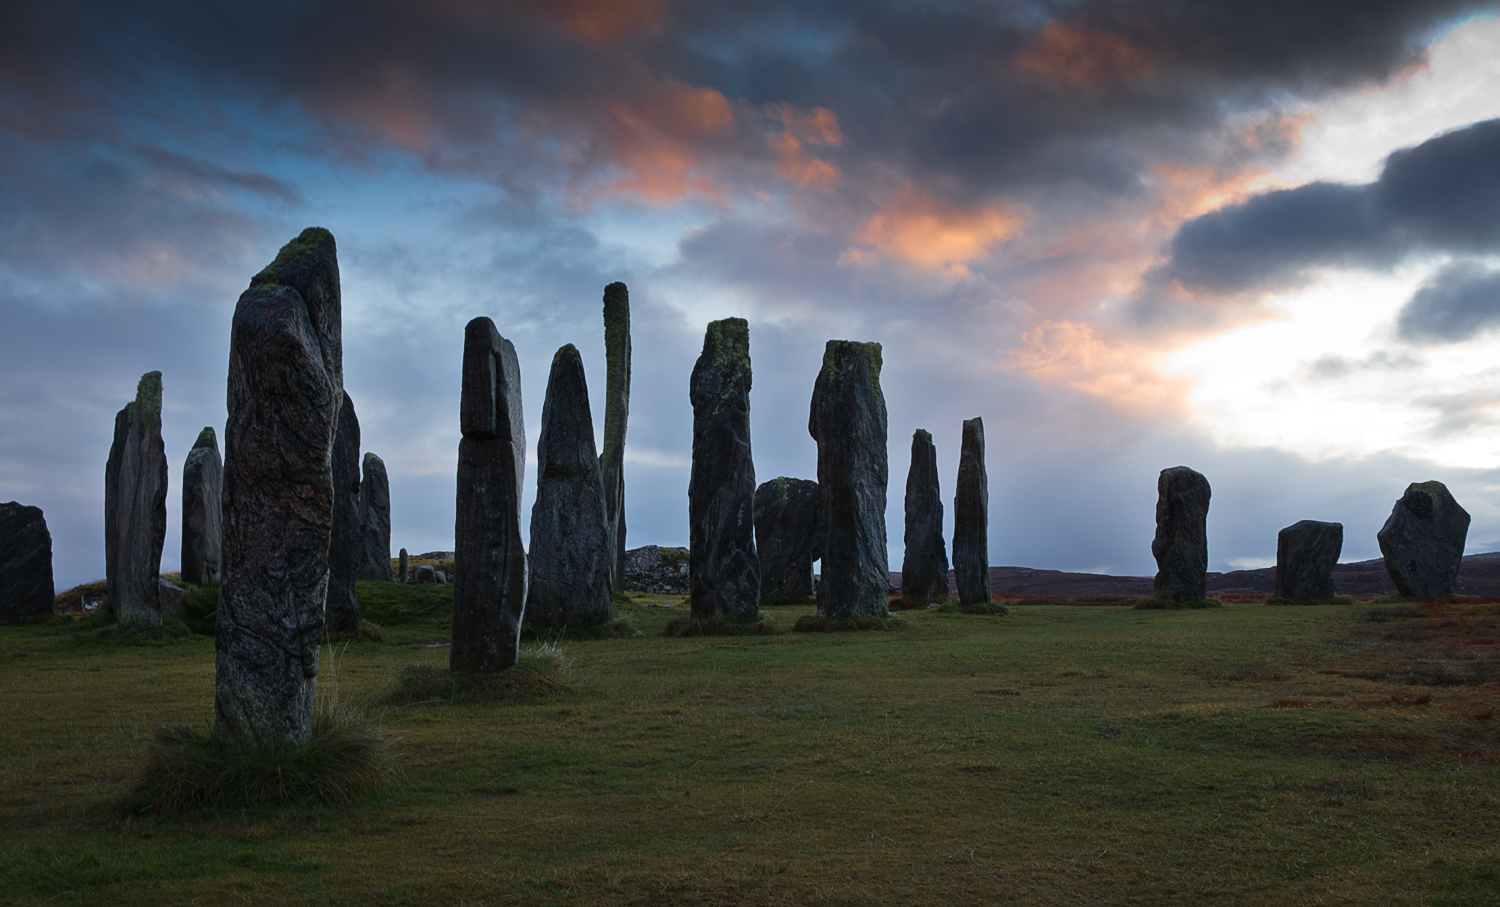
(356, 452), (393, 581)
(599, 282), (632, 594)
(754, 477), (820, 604)
(398, 548), (409, 583)
(1275, 520), (1343, 599)
(953, 419), (990, 605)
(105, 371), (168, 626)
(1378, 481), (1470, 598)
(689, 318), (760, 622)
(325, 392), (362, 633)
(181, 427), (223, 586)
(809, 340), (889, 618)
(1151, 466), (1211, 602)
(0, 502), (54, 623)
(525, 344), (613, 630)
(901, 430), (949, 601)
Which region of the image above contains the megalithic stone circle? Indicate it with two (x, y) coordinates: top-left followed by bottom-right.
(0, 502), (54, 623)
(599, 282), (631, 593)
(954, 418), (991, 605)
(526, 344), (613, 629)
(356, 452), (393, 581)
(325, 391), (362, 632)
(901, 429), (949, 602)
(1151, 465), (1211, 602)
(689, 318), (760, 622)
(1275, 520), (1343, 599)
(217, 227), (342, 746)
(105, 370), (168, 626)
(754, 477), (820, 604)
(809, 340), (889, 618)
(451, 317), (528, 671)
(181, 427), (223, 586)
(1378, 481), (1469, 598)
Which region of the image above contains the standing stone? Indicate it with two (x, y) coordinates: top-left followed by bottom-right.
(754, 477), (820, 604)
(1378, 481), (1470, 598)
(809, 340), (888, 618)
(356, 452), (393, 581)
(902, 429), (949, 602)
(953, 418), (991, 605)
(689, 319), (760, 622)
(180, 427), (223, 587)
(1151, 466), (1211, 602)
(325, 392), (362, 633)
(0, 502), (54, 623)
(105, 371), (168, 626)
(525, 344), (613, 629)
(1275, 520), (1343, 599)
(599, 282), (631, 594)
(451, 317), (528, 671)
(398, 548), (409, 583)
(217, 227), (342, 746)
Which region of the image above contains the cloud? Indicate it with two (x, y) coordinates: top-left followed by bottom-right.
(1396, 261), (1500, 344)
(846, 186), (1023, 275)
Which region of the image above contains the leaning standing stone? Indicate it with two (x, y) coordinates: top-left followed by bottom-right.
(1151, 466), (1211, 602)
(217, 227), (342, 746)
(1378, 481), (1470, 598)
(1275, 520), (1343, 599)
(325, 392), (362, 632)
(809, 340), (888, 618)
(180, 427), (223, 586)
(356, 452), (393, 581)
(0, 502), (54, 623)
(105, 371), (168, 626)
(754, 477), (820, 604)
(689, 318), (760, 622)
(526, 344), (613, 629)
(901, 430), (949, 602)
(599, 282), (631, 594)
(953, 419), (990, 605)
(451, 317), (528, 671)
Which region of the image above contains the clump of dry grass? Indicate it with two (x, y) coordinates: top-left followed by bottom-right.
(792, 613), (907, 632)
(386, 643), (573, 705)
(662, 614), (776, 637)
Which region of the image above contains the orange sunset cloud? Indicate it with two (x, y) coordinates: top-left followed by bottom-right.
(847, 186), (1024, 274)
(1016, 23), (1155, 87)
(603, 82), (735, 202)
(1004, 319), (1193, 418)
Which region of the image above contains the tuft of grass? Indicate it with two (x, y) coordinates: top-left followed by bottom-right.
(81, 611), (195, 646)
(793, 613), (907, 632)
(1265, 595), (1354, 606)
(662, 614), (776, 638)
(933, 600), (1010, 616)
(386, 644), (572, 705)
(1132, 597), (1222, 610)
(326, 620), (386, 644)
(356, 581), (452, 628)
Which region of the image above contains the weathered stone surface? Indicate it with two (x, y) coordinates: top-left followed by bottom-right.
(1152, 466), (1211, 602)
(0, 502), (53, 623)
(901, 429), (948, 601)
(451, 317), (527, 671)
(416, 564), (436, 585)
(105, 371), (168, 626)
(1378, 481), (1470, 598)
(526, 344), (613, 629)
(1275, 520), (1343, 599)
(623, 545), (689, 593)
(953, 418), (991, 605)
(689, 318), (760, 622)
(158, 577), (186, 618)
(754, 477), (820, 603)
(398, 548), (409, 583)
(435, 571), (447, 586)
(216, 227), (342, 746)
(809, 340), (889, 618)
(325, 392), (362, 633)
(356, 452), (393, 581)
(599, 282), (631, 594)
(181, 427), (223, 587)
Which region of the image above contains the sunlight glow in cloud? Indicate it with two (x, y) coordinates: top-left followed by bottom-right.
(846, 187), (1023, 275)
(1005, 319), (1193, 419)
(1015, 23), (1155, 87)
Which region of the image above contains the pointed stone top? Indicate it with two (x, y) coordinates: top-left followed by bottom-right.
(912, 427), (932, 444)
(192, 426), (217, 451)
(251, 227), (335, 289)
(127, 371), (163, 429)
(363, 451), (384, 468)
(554, 342), (583, 366)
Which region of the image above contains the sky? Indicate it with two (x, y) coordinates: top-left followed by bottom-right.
(5, 0), (1500, 591)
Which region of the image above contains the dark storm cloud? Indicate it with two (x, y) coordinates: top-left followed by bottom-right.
(1158, 117), (1500, 294)
(1396, 262), (1500, 344)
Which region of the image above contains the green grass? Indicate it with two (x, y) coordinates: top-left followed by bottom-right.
(3, 592), (1499, 905)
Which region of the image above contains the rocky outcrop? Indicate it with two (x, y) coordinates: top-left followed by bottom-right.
(181, 427), (223, 587)
(451, 317), (528, 671)
(106, 371), (168, 625)
(953, 418), (990, 605)
(1275, 520), (1343, 599)
(1151, 466), (1211, 602)
(623, 545), (689, 593)
(901, 430), (948, 602)
(1378, 481), (1469, 598)
(357, 452), (392, 581)
(526, 344), (613, 630)
(755, 477), (820, 603)
(217, 227), (342, 746)
(0, 502), (54, 623)
(689, 318), (760, 622)
(599, 282), (631, 594)
(809, 340), (889, 618)
(325, 392), (362, 633)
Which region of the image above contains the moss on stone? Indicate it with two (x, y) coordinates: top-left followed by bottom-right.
(601, 282), (631, 463)
(703, 317), (751, 404)
(192, 426), (216, 451)
(251, 227), (333, 288)
(820, 340), (883, 396)
(134, 371), (163, 430)
(363, 451), (383, 468)
(913, 428), (932, 444)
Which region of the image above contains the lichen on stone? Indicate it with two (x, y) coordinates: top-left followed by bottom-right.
(134, 371), (164, 429)
(601, 281), (631, 461)
(251, 227), (334, 288)
(193, 426), (217, 451)
(820, 340), (883, 395)
(703, 317), (751, 404)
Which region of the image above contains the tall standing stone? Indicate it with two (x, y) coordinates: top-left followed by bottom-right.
(217, 227), (342, 745)
(180, 427), (223, 586)
(599, 282), (631, 594)
(105, 371), (168, 626)
(0, 502), (54, 623)
(398, 547), (409, 583)
(902, 429), (949, 602)
(1378, 481), (1470, 598)
(526, 344), (613, 629)
(754, 477), (820, 604)
(953, 418), (991, 605)
(325, 392), (362, 633)
(356, 452), (393, 581)
(1152, 466), (1211, 602)
(1275, 520), (1343, 599)
(452, 317), (527, 671)
(689, 318), (760, 622)
(809, 340), (888, 618)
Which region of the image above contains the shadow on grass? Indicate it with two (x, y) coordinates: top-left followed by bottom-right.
(1132, 598), (1223, 610)
(386, 645), (573, 705)
(793, 614), (908, 632)
(662, 614), (777, 637)
(932, 600), (1010, 616)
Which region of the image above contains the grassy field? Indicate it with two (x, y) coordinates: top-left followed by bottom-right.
(2, 587), (1498, 905)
